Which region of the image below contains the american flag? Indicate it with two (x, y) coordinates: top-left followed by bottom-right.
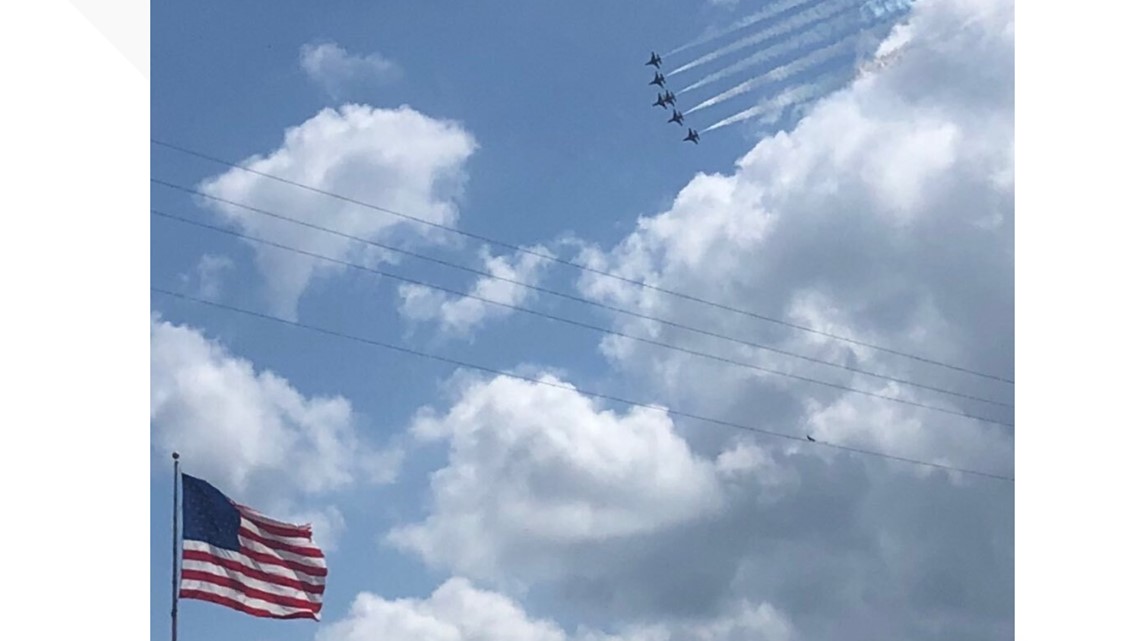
(178, 473), (326, 620)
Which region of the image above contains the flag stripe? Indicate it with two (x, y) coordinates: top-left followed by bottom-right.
(239, 532), (328, 570)
(181, 570), (321, 610)
(234, 543), (327, 577)
(182, 558), (325, 596)
(239, 524), (324, 558)
(180, 577), (321, 611)
(182, 548), (325, 591)
(183, 540), (328, 578)
(239, 515), (313, 548)
(182, 565), (323, 602)
(235, 504), (313, 537)
(180, 586), (319, 620)
(181, 544), (325, 587)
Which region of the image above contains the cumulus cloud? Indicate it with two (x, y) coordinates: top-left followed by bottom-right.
(387, 375), (1011, 636)
(570, 0), (1014, 632)
(318, 578), (565, 641)
(385, 0), (1014, 638)
(599, 599), (795, 641)
(301, 41), (402, 99)
(387, 374), (724, 583)
(319, 578), (794, 641)
(575, 0), (1014, 456)
(150, 315), (401, 547)
(196, 103), (477, 319)
(397, 244), (555, 338)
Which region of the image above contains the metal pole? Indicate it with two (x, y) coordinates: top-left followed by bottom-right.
(172, 452), (180, 641)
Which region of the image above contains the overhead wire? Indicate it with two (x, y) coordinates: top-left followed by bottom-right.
(151, 139), (1014, 385)
(150, 286), (1015, 483)
(152, 208), (1013, 426)
(151, 180), (1014, 415)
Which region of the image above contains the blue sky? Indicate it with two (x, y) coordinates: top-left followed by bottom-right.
(149, 1), (1017, 640)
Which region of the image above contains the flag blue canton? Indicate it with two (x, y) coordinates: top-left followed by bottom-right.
(181, 473), (241, 551)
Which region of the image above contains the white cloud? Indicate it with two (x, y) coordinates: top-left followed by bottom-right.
(319, 578), (794, 641)
(608, 600), (795, 641)
(397, 244), (555, 337)
(714, 441), (801, 500)
(301, 41), (402, 99)
(319, 578), (565, 641)
(384, 368), (1012, 634)
(150, 315), (401, 547)
(387, 374), (724, 582)
(574, 0), (1014, 466)
(197, 104), (477, 319)
(179, 253), (233, 300)
(384, 1), (1014, 637)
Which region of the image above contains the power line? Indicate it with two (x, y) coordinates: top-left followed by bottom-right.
(151, 179), (1013, 412)
(152, 208), (1012, 427)
(151, 138), (1014, 385)
(150, 287), (1015, 483)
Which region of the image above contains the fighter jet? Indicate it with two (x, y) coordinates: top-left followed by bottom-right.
(650, 71), (666, 87)
(653, 93), (670, 109)
(645, 51), (662, 68)
(684, 128), (700, 144)
(668, 109), (684, 125)
(663, 90), (676, 106)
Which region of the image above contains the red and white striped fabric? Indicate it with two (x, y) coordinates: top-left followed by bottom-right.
(179, 501), (326, 620)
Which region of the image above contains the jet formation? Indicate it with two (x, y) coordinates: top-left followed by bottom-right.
(644, 51), (697, 145)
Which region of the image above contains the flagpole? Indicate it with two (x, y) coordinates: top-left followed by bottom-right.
(172, 452), (180, 641)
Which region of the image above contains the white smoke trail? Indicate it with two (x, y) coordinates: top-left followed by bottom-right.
(680, 12), (861, 96)
(665, 0), (820, 57)
(667, 0), (859, 77)
(685, 33), (858, 115)
(702, 69), (851, 133)
(700, 0), (983, 135)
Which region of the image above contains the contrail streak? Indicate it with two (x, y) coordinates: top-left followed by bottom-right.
(702, 69), (851, 133)
(665, 0), (821, 57)
(685, 33), (859, 115)
(668, 0), (859, 77)
(680, 12), (861, 96)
